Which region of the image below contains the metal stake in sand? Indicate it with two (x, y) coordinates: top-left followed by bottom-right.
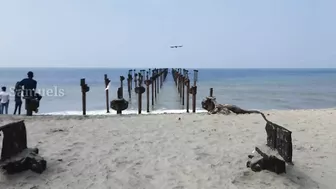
(186, 78), (190, 113)
(134, 73), (138, 92)
(145, 79), (151, 113)
(154, 70), (157, 100)
(135, 73), (145, 114)
(127, 72), (132, 99)
(110, 76), (129, 115)
(210, 88), (213, 97)
(156, 69), (159, 91)
(151, 76), (154, 106)
(177, 69), (180, 94)
(120, 76), (125, 98)
(160, 69), (163, 88)
(191, 70), (198, 113)
(129, 69), (133, 90)
(182, 69), (187, 106)
(104, 74), (110, 113)
(180, 69), (183, 101)
(179, 69), (183, 97)
(115, 76), (125, 114)
(176, 68), (179, 85)
(80, 78), (90, 116)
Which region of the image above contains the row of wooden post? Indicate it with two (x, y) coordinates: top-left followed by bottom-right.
(171, 68), (198, 113)
(80, 69), (168, 116)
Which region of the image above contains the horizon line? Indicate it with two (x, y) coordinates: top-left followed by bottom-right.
(0, 67), (335, 69)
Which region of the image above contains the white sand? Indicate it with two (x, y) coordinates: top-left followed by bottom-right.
(0, 108), (335, 189)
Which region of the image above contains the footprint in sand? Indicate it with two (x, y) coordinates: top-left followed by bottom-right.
(168, 155), (177, 162)
(172, 186), (184, 189)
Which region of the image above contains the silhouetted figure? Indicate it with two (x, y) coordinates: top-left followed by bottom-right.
(19, 71), (39, 116)
(14, 82), (22, 115)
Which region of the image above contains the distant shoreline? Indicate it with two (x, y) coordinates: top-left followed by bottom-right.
(0, 67), (335, 70)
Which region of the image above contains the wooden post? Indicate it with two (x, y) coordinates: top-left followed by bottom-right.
(80, 78), (89, 116)
(210, 88), (213, 97)
(186, 78), (190, 113)
(104, 74), (110, 113)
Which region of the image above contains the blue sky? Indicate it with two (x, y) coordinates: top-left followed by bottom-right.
(0, 0), (335, 68)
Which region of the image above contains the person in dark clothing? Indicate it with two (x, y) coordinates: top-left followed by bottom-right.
(14, 81), (22, 115)
(19, 71), (37, 97)
(19, 71), (39, 116)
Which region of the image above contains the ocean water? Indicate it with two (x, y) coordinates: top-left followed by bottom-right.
(0, 68), (335, 115)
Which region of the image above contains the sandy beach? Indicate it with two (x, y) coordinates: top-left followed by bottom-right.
(0, 108), (335, 189)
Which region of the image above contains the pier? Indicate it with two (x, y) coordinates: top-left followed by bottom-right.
(79, 68), (199, 115)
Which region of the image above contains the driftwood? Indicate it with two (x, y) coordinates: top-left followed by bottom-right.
(201, 96), (269, 122)
(0, 120), (47, 174)
(246, 147), (286, 174)
(2, 148), (47, 174)
(201, 96), (293, 173)
(266, 121), (293, 163)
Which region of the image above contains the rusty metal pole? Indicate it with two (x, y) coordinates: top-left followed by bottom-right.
(192, 70), (198, 113)
(154, 70), (157, 100)
(127, 74), (132, 99)
(186, 78), (190, 113)
(134, 73), (138, 92)
(177, 69), (180, 94)
(129, 69), (133, 90)
(151, 71), (155, 105)
(104, 74), (110, 113)
(146, 80), (150, 113)
(182, 69), (186, 106)
(160, 69), (163, 88)
(179, 69), (183, 102)
(138, 73), (142, 114)
(80, 78), (89, 116)
(146, 71), (150, 112)
(156, 69), (159, 94)
(120, 76), (124, 98)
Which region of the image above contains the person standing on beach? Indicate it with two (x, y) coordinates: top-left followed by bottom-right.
(19, 71), (37, 116)
(14, 81), (23, 115)
(0, 86), (10, 114)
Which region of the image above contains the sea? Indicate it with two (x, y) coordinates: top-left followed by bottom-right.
(0, 68), (335, 115)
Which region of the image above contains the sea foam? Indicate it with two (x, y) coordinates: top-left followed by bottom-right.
(40, 109), (207, 115)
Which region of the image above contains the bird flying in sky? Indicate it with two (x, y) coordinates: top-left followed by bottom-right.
(170, 45), (183, 48)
